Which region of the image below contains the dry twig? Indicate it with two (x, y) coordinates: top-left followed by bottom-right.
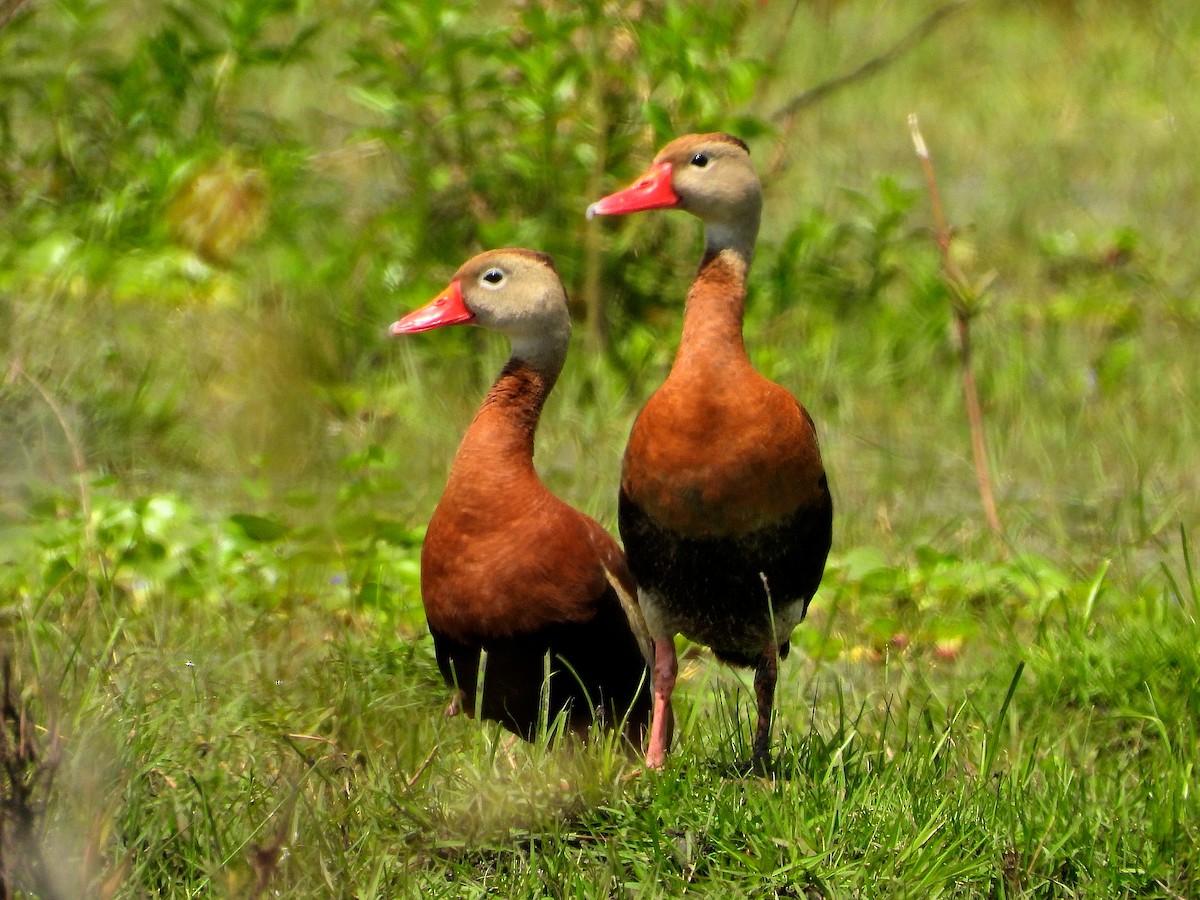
(771, 1), (971, 124)
(7, 358), (94, 545)
(908, 114), (1003, 540)
(0, 0), (34, 31)
(0, 658), (65, 900)
(766, 1), (973, 180)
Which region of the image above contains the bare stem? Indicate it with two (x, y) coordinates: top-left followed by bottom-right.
(0, 0), (34, 31)
(908, 115), (1004, 540)
(0, 658), (66, 900)
(767, 1), (972, 181)
(6, 357), (108, 594)
(7, 358), (95, 548)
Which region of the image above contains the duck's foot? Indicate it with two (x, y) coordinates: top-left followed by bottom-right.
(444, 690), (467, 718)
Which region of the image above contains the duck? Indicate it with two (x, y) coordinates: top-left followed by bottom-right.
(588, 134), (833, 770)
(391, 248), (655, 747)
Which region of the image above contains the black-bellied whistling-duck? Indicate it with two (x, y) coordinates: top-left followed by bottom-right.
(390, 248), (654, 747)
(588, 134), (833, 771)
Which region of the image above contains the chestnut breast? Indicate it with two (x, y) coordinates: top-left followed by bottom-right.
(420, 450), (624, 644)
(622, 365), (826, 540)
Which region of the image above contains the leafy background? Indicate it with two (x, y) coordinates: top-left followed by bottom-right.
(2, 0), (1199, 896)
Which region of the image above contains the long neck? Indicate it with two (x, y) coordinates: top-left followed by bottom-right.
(673, 247), (753, 375)
(703, 193), (760, 264)
(457, 358), (557, 467)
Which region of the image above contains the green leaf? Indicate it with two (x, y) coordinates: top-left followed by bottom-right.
(228, 513), (290, 543)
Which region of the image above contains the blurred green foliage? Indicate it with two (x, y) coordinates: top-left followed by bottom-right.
(0, 470), (426, 629)
(0, 0), (1197, 558)
(0, 0), (785, 481)
(2, 4), (1200, 894)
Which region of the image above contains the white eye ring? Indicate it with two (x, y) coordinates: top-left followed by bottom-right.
(479, 268), (506, 289)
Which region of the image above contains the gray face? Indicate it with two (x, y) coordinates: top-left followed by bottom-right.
(453, 249), (572, 370)
(668, 143), (761, 226)
(650, 136), (763, 255)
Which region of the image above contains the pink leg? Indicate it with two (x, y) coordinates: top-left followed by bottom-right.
(750, 640), (779, 770)
(645, 637), (677, 769)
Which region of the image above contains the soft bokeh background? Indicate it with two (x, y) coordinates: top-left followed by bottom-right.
(2, 1), (1200, 895)
(3, 0), (1196, 571)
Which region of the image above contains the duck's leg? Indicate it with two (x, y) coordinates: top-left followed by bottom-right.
(750, 639), (779, 772)
(645, 636), (678, 769)
(432, 629), (480, 718)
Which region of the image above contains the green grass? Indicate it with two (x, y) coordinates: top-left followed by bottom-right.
(5, 495), (1199, 897)
(4, 0), (1200, 897)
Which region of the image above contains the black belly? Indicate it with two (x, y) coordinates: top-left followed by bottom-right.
(618, 486), (833, 667)
(429, 599), (652, 743)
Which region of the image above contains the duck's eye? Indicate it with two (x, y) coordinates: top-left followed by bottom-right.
(480, 268), (506, 289)
(690, 152), (710, 168)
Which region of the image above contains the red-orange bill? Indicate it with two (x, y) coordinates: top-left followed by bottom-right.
(390, 280), (474, 335)
(586, 162), (678, 218)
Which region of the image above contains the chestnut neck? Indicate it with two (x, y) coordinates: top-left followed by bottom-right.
(672, 246), (754, 377)
(457, 357), (558, 469)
